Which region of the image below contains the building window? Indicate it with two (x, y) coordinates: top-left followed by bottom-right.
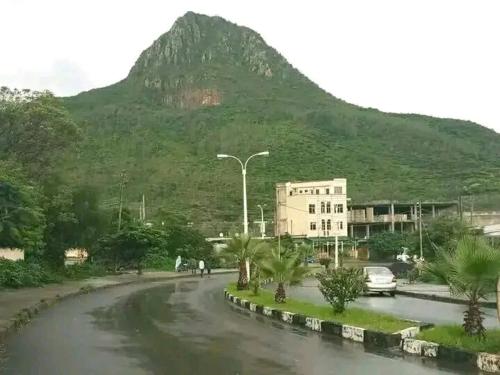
(289, 191), (293, 196)
(334, 186), (343, 195)
(325, 188), (330, 195)
(309, 204), (316, 214)
(299, 190), (303, 194)
(334, 204), (343, 213)
(321, 219), (326, 230)
(326, 202), (331, 213)
(310, 222), (316, 230)
(316, 189), (319, 195)
(321, 202), (325, 213)
(337, 221), (344, 230)
(327, 219), (331, 230)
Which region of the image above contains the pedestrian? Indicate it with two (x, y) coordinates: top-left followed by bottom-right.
(206, 260), (211, 277)
(175, 255), (182, 272)
(189, 258), (197, 274)
(199, 259), (205, 278)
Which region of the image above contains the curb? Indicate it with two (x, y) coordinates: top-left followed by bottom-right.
(401, 338), (500, 373)
(223, 289), (430, 349)
(0, 270), (237, 344)
(395, 290), (496, 308)
(225, 289), (499, 373)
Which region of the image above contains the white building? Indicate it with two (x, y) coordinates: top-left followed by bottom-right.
(275, 179), (348, 238)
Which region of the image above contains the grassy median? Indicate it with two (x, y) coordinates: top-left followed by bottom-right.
(226, 283), (415, 333)
(417, 325), (500, 354)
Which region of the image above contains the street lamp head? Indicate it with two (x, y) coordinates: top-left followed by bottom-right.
(258, 151), (270, 157)
(217, 154), (229, 159)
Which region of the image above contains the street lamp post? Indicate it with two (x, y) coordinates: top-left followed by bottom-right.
(217, 151), (269, 283)
(217, 151), (269, 235)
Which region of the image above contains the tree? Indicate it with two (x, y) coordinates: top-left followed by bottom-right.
(367, 231), (412, 260)
(94, 226), (169, 273)
(317, 268), (365, 313)
(43, 185), (77, 266)
(259, 247), (309, 303)
(417, 215), (471, 260)
(425, 236), (500, 337)
(0, 88), (80, 180)
(219, 235), (266, 290)
(0, 167), (45, 257)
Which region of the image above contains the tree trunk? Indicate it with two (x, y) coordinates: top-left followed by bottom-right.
(275, 282), (286, 303)
(237, 261), (248, 290)
(463, 296), (485, 338)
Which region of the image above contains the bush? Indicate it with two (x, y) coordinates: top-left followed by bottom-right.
(63, 262), (107, 280)
(143, 253), (175, 271)
(316, 267), (365, 313)
(0, 259), (62, 288)
(368, 232), (412, 260)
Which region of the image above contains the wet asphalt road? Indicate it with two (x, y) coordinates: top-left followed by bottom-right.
(284, 279), (499, 329)
(0, 275), (476, 374)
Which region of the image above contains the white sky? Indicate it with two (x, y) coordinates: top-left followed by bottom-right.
(1, 0), (499, 132)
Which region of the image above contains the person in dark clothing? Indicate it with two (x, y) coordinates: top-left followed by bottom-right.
(206, 260), (211, 277)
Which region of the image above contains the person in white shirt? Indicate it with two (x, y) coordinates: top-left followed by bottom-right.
(199, 259), (205, 278)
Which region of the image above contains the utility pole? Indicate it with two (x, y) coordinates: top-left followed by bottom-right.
(142, 194), (146, 223)
(418, 200), (423, 259)
(497, 277), (499, 321)
(257, 204), (265, 239)
(117, 170), (127, 232)
(334, 236), (339, 269)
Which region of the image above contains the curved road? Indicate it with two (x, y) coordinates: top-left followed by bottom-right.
(1, 275), (475, 374)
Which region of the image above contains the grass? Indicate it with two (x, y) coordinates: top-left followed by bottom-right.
(226, 283), (414, 333)
(417, 325), (500, 354)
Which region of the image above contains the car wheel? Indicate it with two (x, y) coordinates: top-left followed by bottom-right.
(389, 291), (395, 297)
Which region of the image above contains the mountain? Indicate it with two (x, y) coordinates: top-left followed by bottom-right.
(63, 12), (500, 234)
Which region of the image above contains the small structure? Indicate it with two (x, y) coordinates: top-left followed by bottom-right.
(0, 248), (24, 261)
(64, 248), (88, 265)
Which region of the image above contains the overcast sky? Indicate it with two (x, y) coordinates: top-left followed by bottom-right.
(1, 0), (499, 132)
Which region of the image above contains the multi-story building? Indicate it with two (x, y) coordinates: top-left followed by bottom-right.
(348, 200), (458, 239)
(275, 179), (348, 238)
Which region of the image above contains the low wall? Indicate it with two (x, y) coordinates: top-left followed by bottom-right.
(0, 248), (24, 261)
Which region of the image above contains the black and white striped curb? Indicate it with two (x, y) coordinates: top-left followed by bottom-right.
(224, 289), (422, 348)
(402, 337), (499, 373)
(224, 289), (499, 373)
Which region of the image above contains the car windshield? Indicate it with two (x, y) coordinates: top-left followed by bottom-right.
(366, 267), (392, 275)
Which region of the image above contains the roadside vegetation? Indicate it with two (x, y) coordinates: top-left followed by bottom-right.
(226, 283), (413, 333)
(0, 88), (218, 289)
(417, 325), (500, 354)
(425, 235), (500, 338)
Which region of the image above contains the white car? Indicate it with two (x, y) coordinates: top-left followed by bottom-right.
(363, 266), (397, 296)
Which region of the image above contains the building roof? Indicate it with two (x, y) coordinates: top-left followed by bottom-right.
(348, 200), (458, 208)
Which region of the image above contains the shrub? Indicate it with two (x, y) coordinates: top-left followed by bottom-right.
(0, 259), (62, 288)
(143, 253), (175, 271)
(316, 267), (365, 313)
(63, 262), (107, 280)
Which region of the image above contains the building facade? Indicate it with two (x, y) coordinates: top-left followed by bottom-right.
(348, 200), (458, 239)
(275, 179), (348, 238)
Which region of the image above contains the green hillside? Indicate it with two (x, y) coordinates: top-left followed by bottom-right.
(63, 12), (500, 235)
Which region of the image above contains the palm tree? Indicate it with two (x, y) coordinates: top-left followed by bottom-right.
(259, 247), (309, 303)
(426, 235), (500, 337)
(220, 234), (266, 290)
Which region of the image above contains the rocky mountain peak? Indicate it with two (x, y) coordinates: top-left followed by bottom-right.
(126, 12), (299, 108)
